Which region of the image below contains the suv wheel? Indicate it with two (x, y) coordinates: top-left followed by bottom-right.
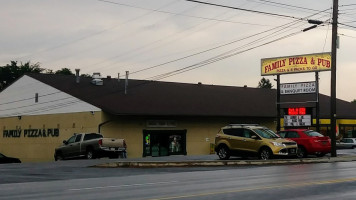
(259, 147), (272, 160)
(217, 145), (230, 160)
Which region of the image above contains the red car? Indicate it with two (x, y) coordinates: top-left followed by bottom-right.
(278, 129), (331, 158)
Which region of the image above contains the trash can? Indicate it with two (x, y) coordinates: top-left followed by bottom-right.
(152, 145), (160, 157)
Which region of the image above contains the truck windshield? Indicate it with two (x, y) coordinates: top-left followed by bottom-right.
(254, 129), (280, 139)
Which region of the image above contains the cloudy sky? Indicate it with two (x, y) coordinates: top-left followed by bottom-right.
(1, 0), (356, 102)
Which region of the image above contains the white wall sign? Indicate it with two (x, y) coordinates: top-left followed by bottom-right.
(284, 115), (311, 127)
(280, 81), (316, 95)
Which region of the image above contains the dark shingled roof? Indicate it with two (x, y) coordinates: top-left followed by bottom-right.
(26, 73), (356, 119)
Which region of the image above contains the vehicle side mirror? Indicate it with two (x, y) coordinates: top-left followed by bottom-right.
(63, 140), (68, 145)
(251, 135), (258, 140)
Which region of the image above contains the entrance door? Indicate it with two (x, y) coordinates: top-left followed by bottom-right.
(143, 130), (187, 157)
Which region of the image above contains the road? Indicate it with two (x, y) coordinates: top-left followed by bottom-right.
(1, 150), (356, 200)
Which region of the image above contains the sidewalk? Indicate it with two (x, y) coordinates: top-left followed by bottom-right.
(94, 153), (356, 168)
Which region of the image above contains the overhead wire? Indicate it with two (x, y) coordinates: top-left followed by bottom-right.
(185, 0), (317, 20)
(246, 0), (322, 13)
(97, 0), (276, 25)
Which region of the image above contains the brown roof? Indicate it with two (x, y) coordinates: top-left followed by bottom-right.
(26, 73), (356, 119)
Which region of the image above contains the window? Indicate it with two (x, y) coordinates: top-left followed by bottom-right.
(288, 131), (300, 138)
(223, 128), (244, 137)
(67, 135), (76, 144)
(254, 129), (280, 139)
(84, 133), (103, 141)
(75, 134), (82, 143)
(278, 131), (287, 138)
(304, 130), (323, 137)
(243, 129), (257, 138)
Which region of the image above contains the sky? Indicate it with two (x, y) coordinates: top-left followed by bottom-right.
(1, 0), (356, 102)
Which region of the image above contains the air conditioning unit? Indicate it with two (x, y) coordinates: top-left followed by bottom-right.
(91, 73), (103, 86)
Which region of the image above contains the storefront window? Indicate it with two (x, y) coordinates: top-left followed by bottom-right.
(143, 130), (186, 157)
(169, 135), (182, 154)
(340, 125), (356, 138)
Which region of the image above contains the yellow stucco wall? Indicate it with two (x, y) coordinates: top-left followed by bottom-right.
(0, 111), (102, 162)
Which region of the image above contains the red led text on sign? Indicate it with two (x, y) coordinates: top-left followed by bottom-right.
(288, 107), (306, 115)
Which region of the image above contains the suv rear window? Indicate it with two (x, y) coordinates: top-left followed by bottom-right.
(304, 130), (323, 137)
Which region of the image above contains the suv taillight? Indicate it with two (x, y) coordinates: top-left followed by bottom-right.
(98, 139), (102, 146)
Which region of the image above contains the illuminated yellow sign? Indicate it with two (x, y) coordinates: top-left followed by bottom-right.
(261, 52), (331, 76)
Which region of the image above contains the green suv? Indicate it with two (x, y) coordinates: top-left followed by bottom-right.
(215, 124), (297, 160)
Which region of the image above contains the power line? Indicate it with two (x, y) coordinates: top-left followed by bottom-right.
(340, 3), (356, 7)
(339, 22), (356, 29)
(185, 0), (310, 20)
(248, 0), (322, 13)
(339, 33), (356, 38)
(97, 0), (274, 25)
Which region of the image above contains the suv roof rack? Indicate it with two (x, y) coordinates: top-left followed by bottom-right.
(228, 124), (260, 127)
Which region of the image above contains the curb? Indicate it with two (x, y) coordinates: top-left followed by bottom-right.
(93, 155), (356, 168)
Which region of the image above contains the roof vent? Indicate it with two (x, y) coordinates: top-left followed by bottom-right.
(91, 72), (103, 86)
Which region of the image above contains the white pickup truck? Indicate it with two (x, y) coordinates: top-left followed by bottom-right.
(54, 133), (126, 160)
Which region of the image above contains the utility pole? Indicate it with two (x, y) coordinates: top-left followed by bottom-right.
(276, 75), (280, 132)
(330, 0), (338, 157)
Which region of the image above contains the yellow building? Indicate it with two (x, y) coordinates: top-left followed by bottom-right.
(1, 73), (356, 162)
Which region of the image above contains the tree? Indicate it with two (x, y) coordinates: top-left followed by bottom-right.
(0, 61), (44, 91)
(55, 68), (74, 75)
(257, 77), (273, 89)
(352, 99), (356, 104)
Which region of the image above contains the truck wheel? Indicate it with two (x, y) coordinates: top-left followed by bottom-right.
(86, 149), (95, 159)
(55, 153), (64, 161)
